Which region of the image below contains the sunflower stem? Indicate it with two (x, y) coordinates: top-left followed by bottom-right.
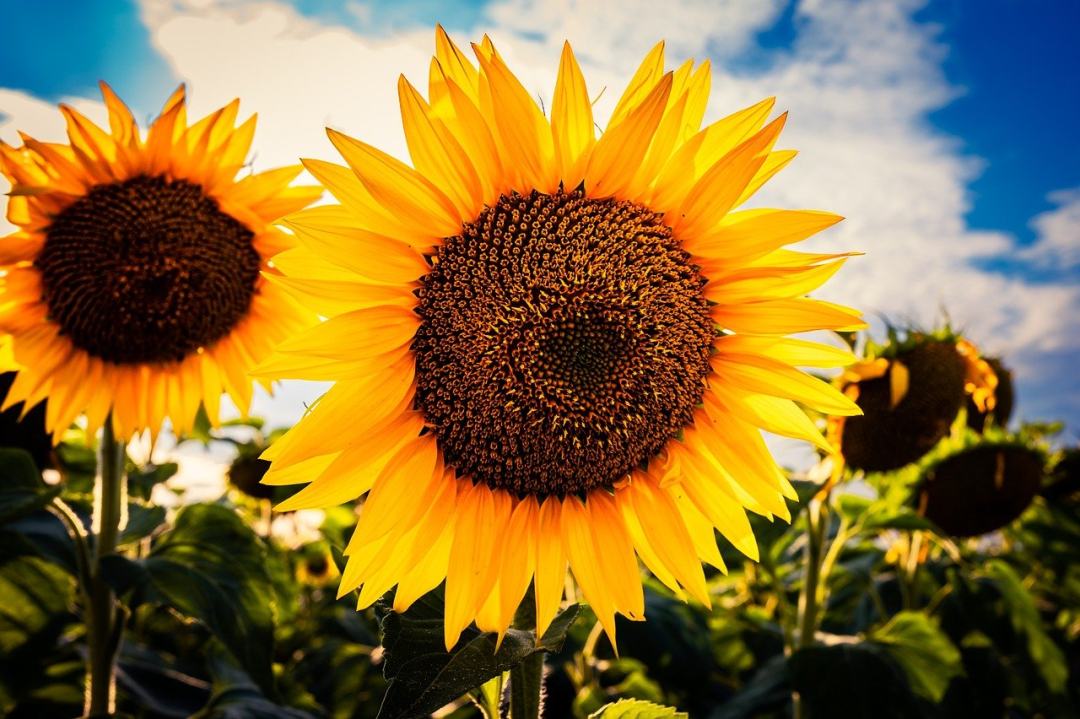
(509, 652), (544, 719)
(792, 495), (830, 719)
(507, 590), (544, 719)
(85, 414), (126, 717)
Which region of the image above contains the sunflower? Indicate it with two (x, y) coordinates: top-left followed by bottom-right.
(835, 331), (998, 473)
(0, 84), (320, 439)
(917, 440), (1044, 538)
(258, 28), (864, 649)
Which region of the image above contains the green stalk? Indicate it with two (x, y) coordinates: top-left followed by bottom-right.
(85, 414), (126, 717)
(792, 497), (829, 719)
(507, 589), (544, 719)
(509, 652), (544, 719)
(796, 499), (827, 650)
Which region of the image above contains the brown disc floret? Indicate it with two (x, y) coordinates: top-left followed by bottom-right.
(413, 189), (715, 497)
(37, 175), (261, 365)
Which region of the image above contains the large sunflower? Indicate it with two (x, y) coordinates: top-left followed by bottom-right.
(258, 29), (864, 649)
(0, 84), (320, 439)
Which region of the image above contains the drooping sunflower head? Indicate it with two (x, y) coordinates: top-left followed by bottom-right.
(0, 84), (321, 439)
(917, 439), (1045, 538)
(835, 328), (1000, 474)
(258, 28), (864, 649)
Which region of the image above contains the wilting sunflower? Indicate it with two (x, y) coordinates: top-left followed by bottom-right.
(917, 440), (1045, 538)
(835, 330), (998, 473)
(0, 84), (320, 439)
(258, 29), (864, 649)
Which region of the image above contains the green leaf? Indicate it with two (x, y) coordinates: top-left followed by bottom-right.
(837, 493), (934, 533)
(864, 511), (935, 532)
(589, 698), (688, 718)
(869, 611), (963, 702)
(788, 643), (929, 718)
(984, 559), (1068, 693)
(613, 583), (713, 695)
(102, 503), (277, 695)
(117, 502), (166, 546)
(127, 462), (178, 501)
(376, 587), (580, 719)
(0, 448), (59, 525)
(0, 534), (78, 714)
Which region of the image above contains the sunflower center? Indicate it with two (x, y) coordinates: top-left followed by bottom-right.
(37, 175), (261, 365)
(414, 189), (714, 497)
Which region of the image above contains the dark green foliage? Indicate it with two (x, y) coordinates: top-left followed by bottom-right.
(0, 448), (60, 525)
(102, 503), (278, 694)
(377, 586), (579, 719)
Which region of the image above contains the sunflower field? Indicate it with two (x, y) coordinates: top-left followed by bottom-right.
(1, 19), (1078, 719)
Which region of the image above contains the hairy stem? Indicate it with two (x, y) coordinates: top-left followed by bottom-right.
(85, 415), (126, 717)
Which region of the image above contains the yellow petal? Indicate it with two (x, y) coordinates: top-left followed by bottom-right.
(326, 129), (461, 236)
(735, 149), (797, 206)
(609, 41), (666, 127)
(587, 491), (644, 620)
(708, 386), (832, 453)
(394, 474), (459, 612)
(445, 482), (504, 650)
(474, 46), (557, 192)
(889, 359), (910, 408)
(711, 354), (861, 416)
(551, 41), (594, 188)
(714, 335), (856, 368)
(562, 496), (619, 646)
(270, 305), (418, 361)
(651, 96), (775, 210)
(671, 113), (787, 239)
(434, 25), (480, 100)
(711, 297), (866, 334)
(705, 259), (848, 305)
(398, 75), (483, 217)
(627, 474), (710, 606)
(534, 497), (568, 640)
(586, 72), (673, 199)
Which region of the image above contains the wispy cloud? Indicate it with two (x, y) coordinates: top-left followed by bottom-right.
(1017, 187), (1080, 274)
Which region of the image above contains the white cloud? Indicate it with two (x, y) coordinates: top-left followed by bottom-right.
(139, 0), (435, 166)
(1018, 187), (1080, 272)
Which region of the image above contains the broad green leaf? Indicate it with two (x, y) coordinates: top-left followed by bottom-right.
(377, 587), (580, 719)
(869, 611), (962, 702)
(0, 448), (59, 525)
(127, 462), (178, 501)
(589, 698), (688, 718)
(613, 583), (713, 695)
(0, 534), (78, 715)
(102, 503), (277, 694)
(862, 510), (935, 532)
(117, 502), (166, 546)
(837, 493), (934, 533)
(985, 559), (1068, 693)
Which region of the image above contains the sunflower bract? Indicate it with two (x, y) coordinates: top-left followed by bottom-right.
(256, 28), (864, 650)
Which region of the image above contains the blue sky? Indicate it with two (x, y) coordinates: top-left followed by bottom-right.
(1, 0), (1077, 444)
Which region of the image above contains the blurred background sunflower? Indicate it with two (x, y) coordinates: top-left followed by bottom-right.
(0, 83), (319, 439)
